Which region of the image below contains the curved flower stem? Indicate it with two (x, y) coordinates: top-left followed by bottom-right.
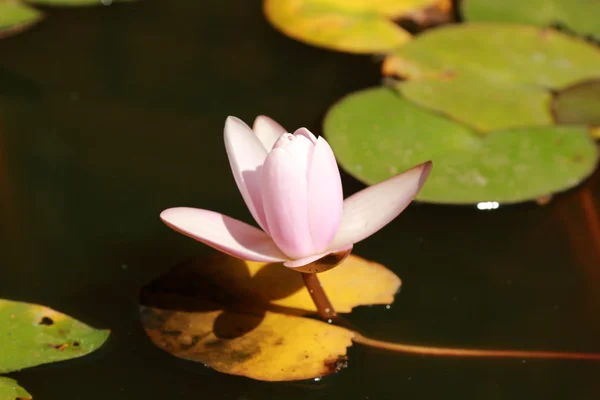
(301, 272), (337, 321)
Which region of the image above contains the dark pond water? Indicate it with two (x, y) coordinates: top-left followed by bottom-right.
(2, 1), (600, 398)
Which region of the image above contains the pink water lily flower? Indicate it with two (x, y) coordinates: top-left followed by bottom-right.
(160, 116), (432, 271)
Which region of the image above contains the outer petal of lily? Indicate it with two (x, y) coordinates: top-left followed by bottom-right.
(328, 161), (432, 250)
(307, 137), (343, 253)
(283, 245), (353, 269)
(252, 115), (286, 151)
(261, 148), (314, 259)
(160, 207), (287, 262)
(224, 116), (270, 232)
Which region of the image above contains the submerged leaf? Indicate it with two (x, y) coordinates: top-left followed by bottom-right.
(383, 23), (600, 132)
(139, 252), (400, 381)
(462, 0), (600, 40)
(0, 299), (110, 373)
(552, 79), (600, 126)
(263, 0), (441, 54)
(0, 377), (31, 400)
(0, 0), (42, 39)
(324, 87), (598, 204)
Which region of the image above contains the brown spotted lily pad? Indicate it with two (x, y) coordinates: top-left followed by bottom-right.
(139, 252), (401, 381)
(0, 299), (110, 398)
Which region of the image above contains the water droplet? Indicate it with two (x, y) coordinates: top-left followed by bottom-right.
(385, 305), (391, 310)
(327, 319), (333, 324)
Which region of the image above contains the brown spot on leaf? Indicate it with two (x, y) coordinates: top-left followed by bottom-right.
(53, 343), (69, 351)
(39, 316), (54, 326)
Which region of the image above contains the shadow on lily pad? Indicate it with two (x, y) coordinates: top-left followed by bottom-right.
(138, 252), (401, 381)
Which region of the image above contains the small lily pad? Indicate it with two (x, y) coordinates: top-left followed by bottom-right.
(25, 0), (135, 6)
(324, 86), (598, 204)
(140, 252), (400, 381)
(0, 0), (42, 39)
(263, 0), (442, 54)
(382, 23), (600, 132)
(0, 377), (31, 400)
(552, 79), (600, 126)
(462, 0), (600, 40)
(0, 299), (110, 373)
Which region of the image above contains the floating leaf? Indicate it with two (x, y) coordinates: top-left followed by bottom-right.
(324, 87), (599, 204)
(263, 0), (442, 54)
(462, 0), (600, 40)
(0, 377), (31, 400)
(0, 299), (110, 373)
(552, 79), (600, 126)
(0, 0), (42, 39)
(382, 23), (600, 132)
(139, 252), (400, 381)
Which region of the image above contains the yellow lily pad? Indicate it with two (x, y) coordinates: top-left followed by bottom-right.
(139, 252), (401, 381)
(263, 0), (442, 54)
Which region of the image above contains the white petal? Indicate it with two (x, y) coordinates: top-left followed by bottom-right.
(224, 116), (269, 232)
(328, 161), (432, 250)
(252, 115), (287, 151)
(160, 207), (287, 262)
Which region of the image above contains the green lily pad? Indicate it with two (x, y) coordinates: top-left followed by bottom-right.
(263, 0), (440, 54)
(0, 377), (31, 400)
(552, 79), (600, 126)
(462, 0), (600, 40)
(382, 23), (600, 132)
(25, 0), (135, 6)
(0, 299), (110, 373)
(324, 87), (598, 204)
(0, 0), (42, 39)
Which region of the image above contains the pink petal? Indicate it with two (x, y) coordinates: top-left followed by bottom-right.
(307, 137), (343, 253)
(261, 148), (314, 259)
(328, 161), (432, 250)
(160, 207), (287, 262)
(224, 116), (270, 232)
(252, 115), (287, 151)
(292, 127), (317, 144)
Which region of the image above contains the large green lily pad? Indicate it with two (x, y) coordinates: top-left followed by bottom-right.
(263, 0), (440, 54)
(0, 299), (110, 373)
(324, 87), (598, 204)
(382, 23), (600, 132)
(0, 377), (31, 400)
(0, 0), (42, 39)
(552, 79), (600, 126)
(462, 0), (600, 40)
